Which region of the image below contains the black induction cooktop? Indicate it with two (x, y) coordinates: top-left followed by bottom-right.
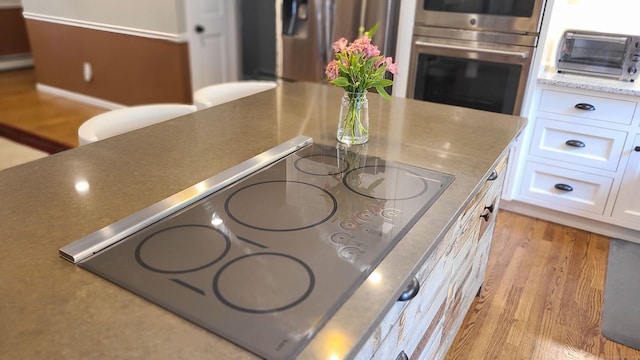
(62, 137), (454, 360)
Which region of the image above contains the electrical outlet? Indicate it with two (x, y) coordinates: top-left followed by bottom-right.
(83, 62), (92, 82)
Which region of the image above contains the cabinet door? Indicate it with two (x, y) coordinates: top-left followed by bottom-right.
(612, 135), (640, 227)
(186, 0), (240, 91)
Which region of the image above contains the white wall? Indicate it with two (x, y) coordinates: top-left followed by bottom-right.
(0, 0), (22, 8)
(541, 0), (639, 68)
(21, 0), (186, 34)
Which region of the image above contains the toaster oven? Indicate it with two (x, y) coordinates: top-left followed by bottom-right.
(556, 30), (640, 82)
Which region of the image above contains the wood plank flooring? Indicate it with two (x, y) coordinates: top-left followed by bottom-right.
(446, 210), (640, 360)
(0, 68), (105, 147)
(2, 68), (639, 360)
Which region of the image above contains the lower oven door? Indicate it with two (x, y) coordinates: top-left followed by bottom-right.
(407, 34), (534, 115)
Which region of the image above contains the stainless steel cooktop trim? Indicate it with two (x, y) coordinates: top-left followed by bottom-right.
(59, 136), (314, 264)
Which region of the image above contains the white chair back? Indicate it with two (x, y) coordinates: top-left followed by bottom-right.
(193, 81), (277, 110)
(78, 104), (197, 145)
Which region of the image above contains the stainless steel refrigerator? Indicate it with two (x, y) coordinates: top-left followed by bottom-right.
(277, 0), (400, 82)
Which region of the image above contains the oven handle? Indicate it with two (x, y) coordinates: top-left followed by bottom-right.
(415, 40), (530, 59)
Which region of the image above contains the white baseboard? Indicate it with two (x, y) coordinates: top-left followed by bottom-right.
(501, 199), (640, 244)
(0, 55), (34, 71)
(36, 83), (124, 110)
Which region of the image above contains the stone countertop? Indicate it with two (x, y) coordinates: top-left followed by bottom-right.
(538, 69), (640, 97)
(0, 82), (525, 359)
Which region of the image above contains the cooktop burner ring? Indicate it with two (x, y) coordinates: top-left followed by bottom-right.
(293, 153), (347, 176)
(224, 180), (338, 232)
(343, 165), (430, 201)
(134, 224), (230, 274)
(212, 252), (315, 314)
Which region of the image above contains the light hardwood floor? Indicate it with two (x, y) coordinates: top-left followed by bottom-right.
(2, 68), (639, 360)
(446, 211), (640, 360)
(0, 68), (105, 147)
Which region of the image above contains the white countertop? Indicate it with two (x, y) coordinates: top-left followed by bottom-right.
(538, 69), (640, 97)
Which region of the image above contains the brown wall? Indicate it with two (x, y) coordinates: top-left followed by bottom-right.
(0, 8), (31, 56)
(25, 19), (192, 105)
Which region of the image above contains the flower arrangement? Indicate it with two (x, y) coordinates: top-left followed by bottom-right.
(325, 25), (398, 97)
(325, 25), (398, 144)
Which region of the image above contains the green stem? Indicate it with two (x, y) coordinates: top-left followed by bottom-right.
(340, 92), (368, 142)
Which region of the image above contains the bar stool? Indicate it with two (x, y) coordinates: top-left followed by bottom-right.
(193, 81), (277, 110)
(78, 104), (197, 145)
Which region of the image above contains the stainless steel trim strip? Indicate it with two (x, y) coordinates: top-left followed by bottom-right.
(415, 40), (530, 59)
(59, 136), (314, 264)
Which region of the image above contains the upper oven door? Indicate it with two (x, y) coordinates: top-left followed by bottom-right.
(415, 0), (547, 34)
(407, 33), (534, 115)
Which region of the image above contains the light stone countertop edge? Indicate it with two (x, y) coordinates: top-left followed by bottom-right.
(538, 68), (640, 97)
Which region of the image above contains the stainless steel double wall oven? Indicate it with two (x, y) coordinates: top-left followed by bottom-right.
(408, 0), (547, 115)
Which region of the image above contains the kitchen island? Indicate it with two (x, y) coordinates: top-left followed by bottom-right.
(0, 82), (525, 359)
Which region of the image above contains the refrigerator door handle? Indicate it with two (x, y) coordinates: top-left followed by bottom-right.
(284, 0), (299, 35)
(320, 0), (336, 67)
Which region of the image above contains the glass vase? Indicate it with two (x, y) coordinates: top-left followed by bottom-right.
(337, 91), (369, 145)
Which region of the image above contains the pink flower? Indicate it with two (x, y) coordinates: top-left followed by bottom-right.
(363, 44), (381, 58)
(348, 34), (372, 55)
(325, 60), (340, 80)
(332, 38), (349, 53)
(374, 57), (397, 74)
(384, 57), (398, 74)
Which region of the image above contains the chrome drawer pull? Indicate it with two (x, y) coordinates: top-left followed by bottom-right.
(575, 103), (596, 111)
(487, 170), (498, 181)
(396, 351), (409, 360)
(554, 183), (574, 192)
(565, 139), (586, 148)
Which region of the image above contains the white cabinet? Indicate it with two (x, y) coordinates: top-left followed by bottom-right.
(612, 135), (640, 223)
(511, 83), (640, 237)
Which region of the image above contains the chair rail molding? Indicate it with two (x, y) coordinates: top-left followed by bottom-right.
(22, 12), (188, 43)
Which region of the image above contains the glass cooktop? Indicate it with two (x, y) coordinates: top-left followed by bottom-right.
(74, 141), (454, 359)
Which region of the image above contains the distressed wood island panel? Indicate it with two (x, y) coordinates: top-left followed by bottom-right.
(356, 154), (509, 359)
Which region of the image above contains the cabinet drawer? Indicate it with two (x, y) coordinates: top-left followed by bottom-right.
(519, 161), (613, 215)
(539, 90), (636, 125)
(529, 117), (627, 171)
